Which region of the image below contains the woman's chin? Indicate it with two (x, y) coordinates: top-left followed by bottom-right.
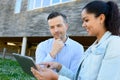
(87, 33), (94, 36)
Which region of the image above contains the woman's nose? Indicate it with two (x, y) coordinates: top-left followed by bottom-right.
(82, 22), (86, 28)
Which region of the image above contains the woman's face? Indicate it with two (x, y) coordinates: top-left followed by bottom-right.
(81, 9), (105, 37)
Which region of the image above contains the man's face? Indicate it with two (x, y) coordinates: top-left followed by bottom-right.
(48, 16), (68, 40)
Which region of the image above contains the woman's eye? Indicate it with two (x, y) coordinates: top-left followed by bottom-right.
(85, 19), (88, 22)
(50, 26), (54, 29)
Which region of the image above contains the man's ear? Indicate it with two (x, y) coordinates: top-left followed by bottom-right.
(65, 23), (69, 30)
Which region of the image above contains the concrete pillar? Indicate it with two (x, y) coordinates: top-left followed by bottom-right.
(2, 47), (6, 59)
(21, 37), (27, 56)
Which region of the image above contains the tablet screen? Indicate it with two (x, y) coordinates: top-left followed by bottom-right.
(12, 53), (37, 77)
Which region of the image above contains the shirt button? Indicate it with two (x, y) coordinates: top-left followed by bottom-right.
(82, 65), (84, 68)
(78, 76), (81, 80)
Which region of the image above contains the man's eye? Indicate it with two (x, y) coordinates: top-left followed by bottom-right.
(57, 24), (62, 27)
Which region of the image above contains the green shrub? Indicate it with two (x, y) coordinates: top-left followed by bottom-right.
(0, 58), (36, 80)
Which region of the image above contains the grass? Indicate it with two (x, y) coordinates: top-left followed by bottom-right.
(0, 58), (36, 80)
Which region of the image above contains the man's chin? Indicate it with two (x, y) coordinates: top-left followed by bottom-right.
(54, 37), (62, 40)
(54, 37), (60, 40)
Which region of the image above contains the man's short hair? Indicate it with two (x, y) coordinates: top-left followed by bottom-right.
(47, 12), (67, 23)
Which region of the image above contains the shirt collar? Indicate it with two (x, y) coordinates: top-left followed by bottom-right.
(53, 37), (70, 46)
(96, 31), (111, 46)
(64, 37), (70, 46)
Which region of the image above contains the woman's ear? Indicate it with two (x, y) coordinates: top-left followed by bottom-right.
(99, 14), (105, 24)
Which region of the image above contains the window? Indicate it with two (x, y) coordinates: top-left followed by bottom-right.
(35, 0), (42, 8)
(28, 0), (34, 10)
(52, 0), (60, 4)
(28, 0), (74, 10)
(43, 0), (50, 7)
(62, 0), (71, 2)
(15, 0), (22, 13)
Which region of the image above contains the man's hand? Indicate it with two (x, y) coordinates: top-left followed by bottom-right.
(50, 39), (64, 58)
(31, 65), (58, 80)
(40, 62), (62, 72)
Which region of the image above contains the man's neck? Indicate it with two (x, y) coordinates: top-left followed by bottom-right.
(62, 36), (68, 43)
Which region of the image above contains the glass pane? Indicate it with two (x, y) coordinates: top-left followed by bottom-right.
(52, 0), (60, 4)
(28, 0), (34, 10)
(15, 0), (22, 13)
(35, 0), (41, 8)
(62, 0), (71, 2)
(42, 0), (50, 7)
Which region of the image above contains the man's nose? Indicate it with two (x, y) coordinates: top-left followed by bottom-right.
(54, 27), (59, 32)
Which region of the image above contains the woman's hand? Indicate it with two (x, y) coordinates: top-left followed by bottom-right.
(31, 65), (58, 80)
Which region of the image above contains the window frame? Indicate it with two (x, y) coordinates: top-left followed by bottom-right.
(14, 0), (22, 13)
(27, 0), (75, 10)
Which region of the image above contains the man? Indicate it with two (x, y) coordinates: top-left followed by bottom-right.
(35, 12), (84, 73)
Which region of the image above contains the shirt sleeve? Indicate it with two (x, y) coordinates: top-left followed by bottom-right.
(58, 65), (75, 80)
(58, 75), (71, 80)
(35, 41), (54, 64)
(69, 44), (84, 73)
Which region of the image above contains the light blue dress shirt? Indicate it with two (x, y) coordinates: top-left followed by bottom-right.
(35, 37), (84, 73)
(58, 31), (120, 80)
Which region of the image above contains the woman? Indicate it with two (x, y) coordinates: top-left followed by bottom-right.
(31, 1), (120, 80)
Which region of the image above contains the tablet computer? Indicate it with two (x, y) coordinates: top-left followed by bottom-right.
(12, 53), (37, 77)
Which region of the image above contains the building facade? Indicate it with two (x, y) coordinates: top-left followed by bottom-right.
(0, 0), (119, 56)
